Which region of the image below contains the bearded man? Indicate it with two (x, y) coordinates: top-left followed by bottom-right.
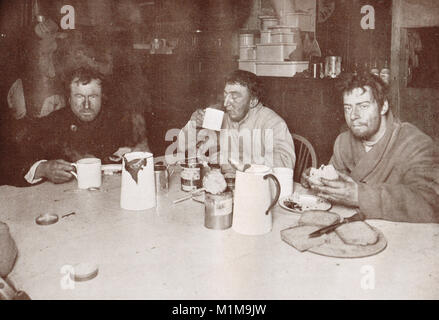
(303, 72), (439, 223)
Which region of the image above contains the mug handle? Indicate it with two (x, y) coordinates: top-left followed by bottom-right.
(263, 174), (281, 215)
(70, 163), (78, 179)
(156, 161), (175, 177)
(167, 165), (175, 177)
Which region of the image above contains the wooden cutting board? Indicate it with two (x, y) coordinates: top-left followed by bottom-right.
(281, 222), (387, 258)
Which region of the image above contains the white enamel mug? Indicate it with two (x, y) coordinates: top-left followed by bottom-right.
(202, 108), (224, 131)
(273, 167), (294, 198)
(71, 158), (102, 189)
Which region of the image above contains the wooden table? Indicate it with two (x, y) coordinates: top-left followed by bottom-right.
(1, 165), (439, 300)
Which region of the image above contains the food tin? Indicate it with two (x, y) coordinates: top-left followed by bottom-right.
(180, 162), (203, 192)
(204, 191), (233, 230)
(154, 164), (169, 193)
(325, 56), (342, 78)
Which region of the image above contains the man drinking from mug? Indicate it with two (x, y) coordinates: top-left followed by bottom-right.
(177, 70), (295, 171)
(1, 67), (150, 187)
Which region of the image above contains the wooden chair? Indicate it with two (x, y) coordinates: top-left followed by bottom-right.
(292, 133), (317, 182)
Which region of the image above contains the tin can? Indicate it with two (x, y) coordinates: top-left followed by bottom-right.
(204, 191), (233, 230)
(180, 162), (203, 192)
(325, 56), (342, 78)
(154, 164), (169, 194)
(311, 63), (320, 78)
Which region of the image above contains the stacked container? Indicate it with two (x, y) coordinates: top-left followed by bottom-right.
(238, 12), (311, 77)
(238, 31), (257, 74)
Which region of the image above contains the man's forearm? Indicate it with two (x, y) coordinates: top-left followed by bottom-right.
(273, 145), (296, 169)
(358, 182), (439, 223)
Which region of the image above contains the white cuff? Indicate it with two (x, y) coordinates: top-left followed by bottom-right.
(24, 160), (47, 184)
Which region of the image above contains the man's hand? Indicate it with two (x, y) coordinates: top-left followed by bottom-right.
(34, 160), (75, 184)
(310, 171), (359, 207)
(190, 109), (205, 128)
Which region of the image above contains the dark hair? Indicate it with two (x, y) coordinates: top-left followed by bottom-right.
(65, 67), (106, 98)
(224, 70), (262, 100)
(337, 71), (389, 110)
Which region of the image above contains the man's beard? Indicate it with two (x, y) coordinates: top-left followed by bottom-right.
(349, 117), (381, 141)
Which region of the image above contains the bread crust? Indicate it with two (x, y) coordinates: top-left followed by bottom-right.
(298, 210), (341, 227)
(309, 164), (339, 185)
(335, 221), (379, 246)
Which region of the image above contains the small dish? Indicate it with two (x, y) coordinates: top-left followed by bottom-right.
(279, 193), (332, 214)
(70, 263), (99, 282)
(35, 213), (59, 226)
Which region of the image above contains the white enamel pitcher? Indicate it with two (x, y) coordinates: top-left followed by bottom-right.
(232, 165), (281, 235)
(120, 152), (156, 210)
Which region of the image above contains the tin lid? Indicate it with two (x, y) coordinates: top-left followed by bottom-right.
(35, 213), (59, 226)
(70, 263), (99, 282)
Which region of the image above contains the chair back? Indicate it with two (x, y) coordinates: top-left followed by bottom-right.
(292, 133), (317, 182)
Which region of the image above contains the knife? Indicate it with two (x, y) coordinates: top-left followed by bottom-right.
(308, 211), (366, 238)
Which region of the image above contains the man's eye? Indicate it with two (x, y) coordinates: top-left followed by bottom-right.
(360, 104), (369, 109)
(344, 106), (352, 111)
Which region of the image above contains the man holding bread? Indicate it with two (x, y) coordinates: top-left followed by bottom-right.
(302, 72), (439, 223)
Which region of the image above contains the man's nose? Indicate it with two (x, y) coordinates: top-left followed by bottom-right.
(224, 94), (232, 108)
(350, 106), (360, 120)
(84, 98), (90, 109)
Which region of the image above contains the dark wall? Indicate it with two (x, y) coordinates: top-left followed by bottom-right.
(317, 0), (392, 71)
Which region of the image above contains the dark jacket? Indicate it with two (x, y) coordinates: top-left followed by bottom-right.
(1, 105), (134, 187)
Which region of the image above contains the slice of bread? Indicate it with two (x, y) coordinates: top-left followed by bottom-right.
(308, 164), (339, 185)
(298, 210), (341, 227)
(281, 225), (328, 252)
(335, 221), (379, 246)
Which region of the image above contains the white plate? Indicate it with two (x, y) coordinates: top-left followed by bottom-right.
(279, 193), (332, 214)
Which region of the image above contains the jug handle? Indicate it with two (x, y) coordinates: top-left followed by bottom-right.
(263, 174), (281, 215)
